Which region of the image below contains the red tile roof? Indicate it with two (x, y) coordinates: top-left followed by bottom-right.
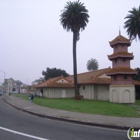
(35, 76), (74, 88)
(35, 68), (111, 88)
(93, 78), (111, 84)
(47, 83), (74, 88)
(34, 68), (140, 87)
(66, 68), (111, 84)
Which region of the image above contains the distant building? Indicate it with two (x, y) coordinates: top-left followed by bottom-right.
(16, 80), (23, 93)
(20, 84), (35, 94)
(5, 78), (23, 93)
(0, 85), (4, 93)
(32, 78), (44, 85)
(20, 84), (27, 93)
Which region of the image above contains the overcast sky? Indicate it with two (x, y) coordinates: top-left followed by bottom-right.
(0, 0), (139, 85)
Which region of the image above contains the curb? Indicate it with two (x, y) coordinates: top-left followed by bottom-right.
(2, 98), (138, 131)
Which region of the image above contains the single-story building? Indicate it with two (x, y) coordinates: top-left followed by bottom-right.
(35, 76), (75, 98)
(35, 67), (140, 100)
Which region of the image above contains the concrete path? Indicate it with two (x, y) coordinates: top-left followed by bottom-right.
(2, 95), (140, 130)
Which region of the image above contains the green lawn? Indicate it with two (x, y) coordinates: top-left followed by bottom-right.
(136, 100), (140, 106)
(15, 94), (140, 118)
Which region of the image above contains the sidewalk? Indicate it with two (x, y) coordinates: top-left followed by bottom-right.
(2, 95), (140, 130)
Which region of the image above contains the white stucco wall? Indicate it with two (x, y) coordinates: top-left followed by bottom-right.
(36, 88), (40, 96)
(66, 88), (75, 98)
(79, 85), (94, 99)
(39, 88), (74, 98)
(35, 84), (110, 101)
(47, 88), (62, 98)
(109, 85), (135, 103)
(97, 85), (109, 100)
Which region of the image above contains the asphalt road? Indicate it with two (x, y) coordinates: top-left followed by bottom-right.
(0, 96), (128, 140)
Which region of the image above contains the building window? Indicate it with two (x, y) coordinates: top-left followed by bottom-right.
(83, 86), (85, 90)
(124, 75), (127, 79)
(78, 85), (80, 89)
(114, 76), (116, 80)
(123, 58), (126, 62)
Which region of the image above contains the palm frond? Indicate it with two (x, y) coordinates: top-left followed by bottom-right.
(124, 6), (140, 41)
(60, 0), (89, 33)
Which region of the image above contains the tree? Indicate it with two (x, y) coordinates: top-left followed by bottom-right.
(60, 0), (89, 96)
(133, 68), (140, 99)
(42, 67), (69, 80)
(133, 68), (140, 81)
(87, 58), (99, 71)
(124, 6), (140, 41)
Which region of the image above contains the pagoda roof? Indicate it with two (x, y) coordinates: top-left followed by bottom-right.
(106, 67), (137, 76)
(108, 52), (134, 60)
(109, 35), (130, 46)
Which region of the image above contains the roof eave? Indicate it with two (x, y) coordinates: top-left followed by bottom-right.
(108, 55), (134, 60)
(106, 72), (137, 76)
(48, 86), (74, 88)
(109, 41), (130, 47)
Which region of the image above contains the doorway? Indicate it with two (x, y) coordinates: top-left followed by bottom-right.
(62, 89), (66, 98)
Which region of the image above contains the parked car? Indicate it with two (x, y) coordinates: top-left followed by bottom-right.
(0, 91), (3, 96)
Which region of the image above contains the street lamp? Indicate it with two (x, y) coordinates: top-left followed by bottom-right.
(0, 70), (6, 93)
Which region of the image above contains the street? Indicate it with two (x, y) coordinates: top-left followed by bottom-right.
(0, 97), (128, 140)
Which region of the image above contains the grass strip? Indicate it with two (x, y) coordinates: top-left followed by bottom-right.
(14, 94), (140, 118)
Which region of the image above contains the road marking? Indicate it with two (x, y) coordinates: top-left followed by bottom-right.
(0, 126), (49, 140)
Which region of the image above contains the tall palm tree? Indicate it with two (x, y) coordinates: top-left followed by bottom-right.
(60, 0), (89, 96)
(124, 6), (140, 41)
(87, 58), (99, 71)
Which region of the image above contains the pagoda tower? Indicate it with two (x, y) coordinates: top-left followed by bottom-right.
(106, 34), (137, 103)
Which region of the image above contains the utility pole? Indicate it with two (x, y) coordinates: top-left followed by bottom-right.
(27, 79), (28, 94)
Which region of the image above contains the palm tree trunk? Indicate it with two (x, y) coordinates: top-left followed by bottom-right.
(73, 31), (80, 96)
